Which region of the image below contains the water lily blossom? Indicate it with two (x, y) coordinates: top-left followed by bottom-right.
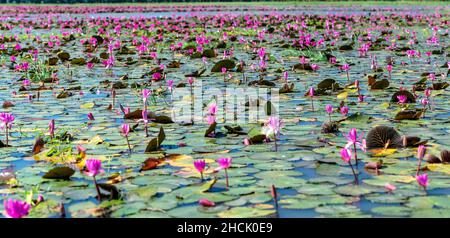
(343, 128), (366, 165)
(194, 159), (206, 181)
(85, 158), (104, 200)
(325, 104), (333, 122)
(121, 123), (131, 153)
(416, 145), (426, 176)
(416, 173), (429, 190)
(3, 199), (30, 218)
(385, 183), (396, 193)
(198, 198), (215, 207)
(0, 112), (14, 146)
(48, 119), (55, 139)
(216, 157), (232, 188)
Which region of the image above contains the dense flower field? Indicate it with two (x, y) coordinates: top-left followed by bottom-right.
(0, 3), (449, 218)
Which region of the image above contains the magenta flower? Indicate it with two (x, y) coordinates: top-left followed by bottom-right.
(198, 198), (215, 207)
(311, 64), (319, 71)
(325, 104), (333, 121)
(425, 88), (431, 98)
(283, 71), (288, 81)
(386, 65), (393, 72)
(87, 112), (95, 121)
(416, 173), (429, 189)
(121, 123), (130, 137)
(397, 95), (407, 104)
(341, 64), (350, 71)
(217, 157), (232, 170)
(3, 199), (30, 218)
(85, 158), (104, 177)
(121, 123), (131, 152)
(48, 119), (55, 139)
(0, 112), (14, 145)
(167, 79), (174, 93)
(194, 159), (206, 181)
(85, 158), (104, 200)
(206, 115), (216, 125)
(187, 77), (194, 86)
(340, 148), (352, 163)
(417, 145), (426, 160)
(208, 103), (217, 115)
(216, 157), (232, 188)
(340, 106), (349, 116)
(152, 72), (162, 81)
(309, 87), (315, 111)
(340, 148), (358, 183)
(343, 128), (366, 166)
(416, 145), (426, 175)
(87, 62), (94, 70)
(263, 116), (284, 151)
(385, 183), (396, 192)
(142, 89), (151, 108)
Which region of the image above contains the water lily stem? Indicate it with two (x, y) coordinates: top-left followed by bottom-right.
(93, 176), (101, 201)
(416, 157), (423, 176)
(348, 161), (358, 185)
(5, 127), (8, 146)
(225, 169), (229, 188)
(125, 136), (131, 154)
(353, 144), (359, 166)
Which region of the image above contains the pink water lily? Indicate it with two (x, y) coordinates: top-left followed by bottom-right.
(87, 112), (95, 121)
(325, 104), (333, 122)
(385, 183), (396, 192)
(416, 173), (429, 189)
(3, 199), (30, 218)
(397, 95), (407, 104)
(216, 157), (232, 188)
(416, 145), (426, 176)
(343, 128), (366, 166)
(121, 123), (131, 153)
(0, 112), (14, 146)
(48, 119), (55, 139)
(198, 198), (215, 207)
(85, 158), (104, 200)
(194, 159), (206, 181)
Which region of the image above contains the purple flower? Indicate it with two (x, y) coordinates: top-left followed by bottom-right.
(341, 64), (350, 71)
(3, 199), (30, 218)
(121, 123), (130, 136)
(417, 145), (426, 160)
(344, 128), (365, 151)
(142, 89), (151, 103)
(397, 95), (407, 104)
(198, 198), (215, 207)
(217, 157), (232, 170)
(194, 159), (206, 173)
(87, 112), (95, 121)
(309, 87), (314, 97)
(0, 112), (14, 129)
(325, 104), (333, 114)
(48, 119), (55, 137)
(416, 174), (429, 188)
(85, 158), (104, 177)
(340, 148), (352, 163)
(208, 103), (217, 115)
(340, 106), (349, 116)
